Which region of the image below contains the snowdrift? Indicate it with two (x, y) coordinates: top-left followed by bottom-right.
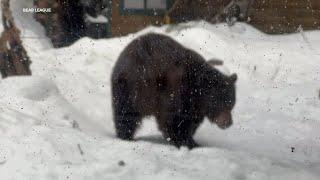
(0, 1), (320, 179)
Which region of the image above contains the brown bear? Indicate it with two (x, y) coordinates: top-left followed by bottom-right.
(111, 33), (237, 149)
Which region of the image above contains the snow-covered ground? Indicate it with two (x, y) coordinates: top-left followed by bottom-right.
(0, 1), (320, 179)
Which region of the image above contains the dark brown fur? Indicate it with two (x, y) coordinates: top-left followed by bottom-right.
(111, 33), (237, 149)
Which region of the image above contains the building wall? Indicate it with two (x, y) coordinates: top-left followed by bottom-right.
(111, 0), (166, 37)
(167, 0), (232, 23)
(167, 0), (320, 34)
(248, 0), (320, 33)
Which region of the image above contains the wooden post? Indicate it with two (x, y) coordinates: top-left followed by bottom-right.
(0, 0), (32, 78)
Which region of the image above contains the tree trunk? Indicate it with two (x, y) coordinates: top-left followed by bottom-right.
(0, 0), (32, 78)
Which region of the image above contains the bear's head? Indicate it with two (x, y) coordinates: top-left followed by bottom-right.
(204, 70), (237, 129)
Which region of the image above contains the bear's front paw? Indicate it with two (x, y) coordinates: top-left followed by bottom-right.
(185, 139), (199, 149)
(174, 138), (199, 149)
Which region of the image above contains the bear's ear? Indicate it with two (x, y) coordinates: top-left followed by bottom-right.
(229, 73), (238, 83)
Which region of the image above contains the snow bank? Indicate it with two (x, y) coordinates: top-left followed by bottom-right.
(0, 3), (320, 179)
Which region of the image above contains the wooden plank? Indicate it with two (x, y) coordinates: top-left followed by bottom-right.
(247, 0), (320, 33)
(249, 9), (320, 19)
(251, 0), (320, 9)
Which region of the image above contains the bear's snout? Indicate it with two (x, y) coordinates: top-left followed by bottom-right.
(215, 111), (233, 129)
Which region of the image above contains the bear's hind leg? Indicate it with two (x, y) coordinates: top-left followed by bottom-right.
(112, 76), (141, 141)
(114, 111), (141, 140)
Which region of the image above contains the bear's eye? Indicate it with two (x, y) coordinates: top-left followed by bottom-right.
(219, 89), (234, 107)
(225, 99), (232, 106)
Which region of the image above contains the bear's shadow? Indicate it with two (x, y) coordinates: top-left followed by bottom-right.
(136, 135), (231, 150)
(136, 135), (209, 148)
(136, 135), (171, 146)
